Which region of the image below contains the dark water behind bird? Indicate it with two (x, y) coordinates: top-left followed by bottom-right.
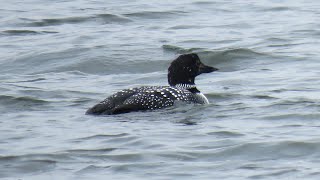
(1, 0), (320, 179)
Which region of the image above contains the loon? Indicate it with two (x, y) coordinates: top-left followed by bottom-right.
(86, 53), (218, 115)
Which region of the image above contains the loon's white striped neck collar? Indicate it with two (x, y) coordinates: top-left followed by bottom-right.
(173, 84), (200, 93)
(174, 83), (196, 89)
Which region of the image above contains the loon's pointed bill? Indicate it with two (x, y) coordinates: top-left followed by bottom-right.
(198, 63), (218, 74)
(86, 53), (218, 115)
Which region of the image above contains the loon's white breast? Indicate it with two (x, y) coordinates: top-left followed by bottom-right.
(195, 92), (209, 104)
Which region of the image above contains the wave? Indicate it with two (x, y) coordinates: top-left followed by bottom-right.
(162, 45), (276, 71)
(206, 93), (277, 101)
(0, 95), (49, 113)
(167, 24), (202, 30)
(65, 59), (169, 75)
(95, 13), (133, 23)
(1, 30), (58, 36)
(0, 154), (57, 178)
(226, 141), (320, 159)
(192, 1), (222, 5)
(206, 131), (245, 138)
(19, 10), (184, 27)
(123, 10), (186, 19)
(162, 44), (204, 54)
(22, 13), (132, 27)
(75, 165), (111, 175)
(0, 46), (170, 75)
(25, 17), (92, 27)
(262, 113), (320, 121)
(199, 48), (269, 62)
(74, 133), (129, 141)
(0, 47), (95, 74)
(2, 42), (271, 75)
(262, 6), (293, 12)
(0, 95), (48, 105)
(162, 45), (267, 59)
(66, 148), (116, 154)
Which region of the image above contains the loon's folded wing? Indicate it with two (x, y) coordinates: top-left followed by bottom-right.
(85, 89), (138, 115)
(85, 86), (191, 115)
(110, 91), (175, 114)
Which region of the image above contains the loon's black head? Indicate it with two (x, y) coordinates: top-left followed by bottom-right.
(168, 53), (218, 87)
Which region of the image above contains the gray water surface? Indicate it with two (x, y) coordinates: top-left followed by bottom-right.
(1, 0), (320, 179)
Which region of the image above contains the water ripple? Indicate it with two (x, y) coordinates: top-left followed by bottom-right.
(0, 155), (56, 178)
(1, 30), (58, 36)
(22, 14), (132, 27)
(123, 10), (187, 19)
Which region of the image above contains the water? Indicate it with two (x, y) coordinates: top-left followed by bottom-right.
(1, 0), (320, 179)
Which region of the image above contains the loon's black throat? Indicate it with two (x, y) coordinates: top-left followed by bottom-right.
(86, 53), (218, 115)
(187, 87), (200, 93)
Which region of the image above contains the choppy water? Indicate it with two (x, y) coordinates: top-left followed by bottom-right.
(1, 0), (320, 179)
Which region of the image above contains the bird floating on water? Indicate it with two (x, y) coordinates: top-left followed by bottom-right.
(86, 53), (218, 115)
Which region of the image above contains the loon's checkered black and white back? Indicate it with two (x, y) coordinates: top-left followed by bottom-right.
(86, 53), (218, 115)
